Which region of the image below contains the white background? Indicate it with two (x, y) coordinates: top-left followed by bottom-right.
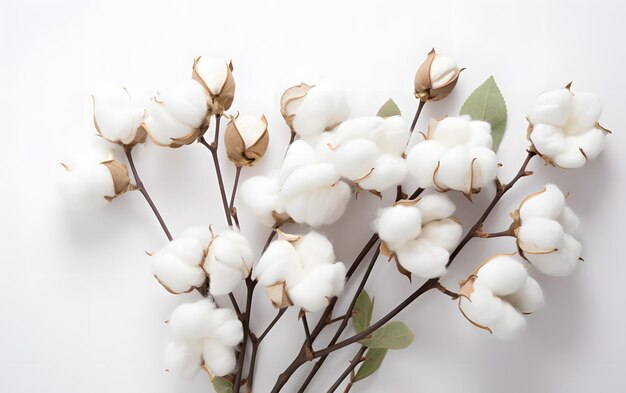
(1, 0), (625, 392)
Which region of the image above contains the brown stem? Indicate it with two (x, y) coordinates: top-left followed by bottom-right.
(233, 276), (256, 392)
(230, 165), (242, 228)
(477, 229), (515, 238)
(327, 346), (367, 393)
(296, 248), (380, 392)
(410, 100), (426, 133)
(199, 115), (233, 227)
(229, 293), (242, 318)
(300, 310), (313, 359)
(246, 308), (287, 392)
(124, 146), (173, 241)
(436, 282), (459, 299)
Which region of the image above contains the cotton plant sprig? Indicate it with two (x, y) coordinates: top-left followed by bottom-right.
(60, 47), (612, 393)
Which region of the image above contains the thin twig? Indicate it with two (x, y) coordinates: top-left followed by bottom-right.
(300, 310), (313, 359)
(246, 308), (287, 392)
(327, 346), (367, 393)
(124, 146), (173, 241)
(233, 277), (256, 392)
(410, 100), (426, 133)
(230, 165), (242, 228)
(436, 282), (459, 299)
(229, 293), (242, 318)
(256, 308), (288, 343)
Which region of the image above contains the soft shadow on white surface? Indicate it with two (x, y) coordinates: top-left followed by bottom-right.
(1, 0), (625, 392)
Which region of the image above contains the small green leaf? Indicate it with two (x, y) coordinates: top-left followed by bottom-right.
(459, 76), (508, 152)
(212, 377), (233, 393)
(377, 98), (401, 118)
(352, 290), (374, 333)
(353, 347), (388, 382)
(359, 321), (414, 349)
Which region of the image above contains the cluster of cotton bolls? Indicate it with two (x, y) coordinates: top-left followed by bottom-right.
(151, 226), (254, 296)
(164, 299), (243, 378)
(513, 184), (582, 276)
(459, 255), (545, 340)
(372, 195), (462, 279)
(254, 231), (346, 312)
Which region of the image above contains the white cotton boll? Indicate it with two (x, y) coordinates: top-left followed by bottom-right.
(519, 184), (565, 221)
(470, 147), (498, 188)
(528, 88), (573, 127)
(373, 116), (410, 155)
(357, 155), (408, 192)
(193, 56), (229, 94)
(395, 238), (449, 278)
(553, 142), (587, 168)
(526, 234), (581, 276)
(181, 226), (213, 245)
(288, 263), (346, 312)
(206, 262), (242, 296)
(430, 54), (458, 89)
(475, 256), (528, 296)
(280, 164), (340, 199)
(333, 139), (380, 180)
(240, 175), (280, 226)
(560, 206), (580, 234)
(459, 286), (504, 329)
(164, 341), (202, 379)
(144, 81), (208, 145)
(60, 163), (116, 210)
(93, 87), (147, 144)
(415, 194), (457, 223)
(430, 116), (472, 147)
(151, 250), (206, 294)
(529, 124), (566, 157)
(489, 302), (527, 340)
(374, 205), (423, 246)
(169, 300), (215, 342)
(283, 181), (351, 227)
(566, 92), (602, 135)
(517, 218), (565, 253)
(420, 218), (462, 252)
(254, 240), (303, 286)
(210, 316), (244, 347)
(436, 146), (471, 191)
(330, 116), (381, 144)
(294, 232), (335, 270)
(203, 229), (253, 296)
(167, 237), (207, 265)
(466, 120), (494, 148)
(289, 82), (350, 138)
(504, 276), (545, 314)
(406, 140), (447, 188)
(567, 128), (606, 160)
(202, 338), (236, 377)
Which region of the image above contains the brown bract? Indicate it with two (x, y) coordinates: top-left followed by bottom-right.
(139, 115), (210, 149)
(414, 48), (462, 102)
(101, 159), (131, 201)
(192, 57), (235, 115)
(266, 281), (293, 309)
(280, 83), (314, 131)
(224, 114), (269, 167)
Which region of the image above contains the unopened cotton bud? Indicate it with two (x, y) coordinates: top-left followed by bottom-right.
(280, 82), (350, 139)
(372, 195), (461, 279)
(192, 56), (235, 114)
(407, 116), (497, 195)
(253, 231), (346, 312)
(414, 49), (462, 102)
(142, 81), (209, 148)
(203, 229), (254, 296)
(92, 87), (148, 145)
(224, 114), (269, 167)
(60, 149), (131, 210)
(165, 299), (242, 378)
(458, 255), (544, 340)
(513, 184), (582, 276)
(528, 85), (609, 168)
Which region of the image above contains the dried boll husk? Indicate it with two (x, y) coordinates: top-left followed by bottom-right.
(192, 56), (235, 115)
(92, 87), (148, 146)
(100, 159), (131, 201)
(224, 114), (269, 167)
(414, 48), (462, 102)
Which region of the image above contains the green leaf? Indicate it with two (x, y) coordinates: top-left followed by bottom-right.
(212, 377), (233, 393)
(352, 290), (374, 333)
(353, 347), (388, 382)
(459, 76), (508, 152)
(377, 98), (401, 118)
(359, 321), (414, 349)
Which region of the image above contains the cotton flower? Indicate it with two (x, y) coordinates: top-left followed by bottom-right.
(164, 299), (243, 378)
(141, 81), (209, 147)
(414, 49), (462, 102)
(253, 231), (346, 312)
(280, 82), (350, 139)
(324, 116), (409, 192)
(150, 226), (211, 294)
(92, 87), (148, 145)
(192, 56), (235, 114)
(372, 195), (462, 279)
(203, 228), (254, 296)
(512, 184), (582, 276)
(528, 85), (609, 168)
(224, 114), (269, 167)
(151, 226), (253, 295)
(240, 141), (351, 227)
(60, 147), (131, 210)
(458, 255), (545, 340)
(407, 116), (497, 196)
